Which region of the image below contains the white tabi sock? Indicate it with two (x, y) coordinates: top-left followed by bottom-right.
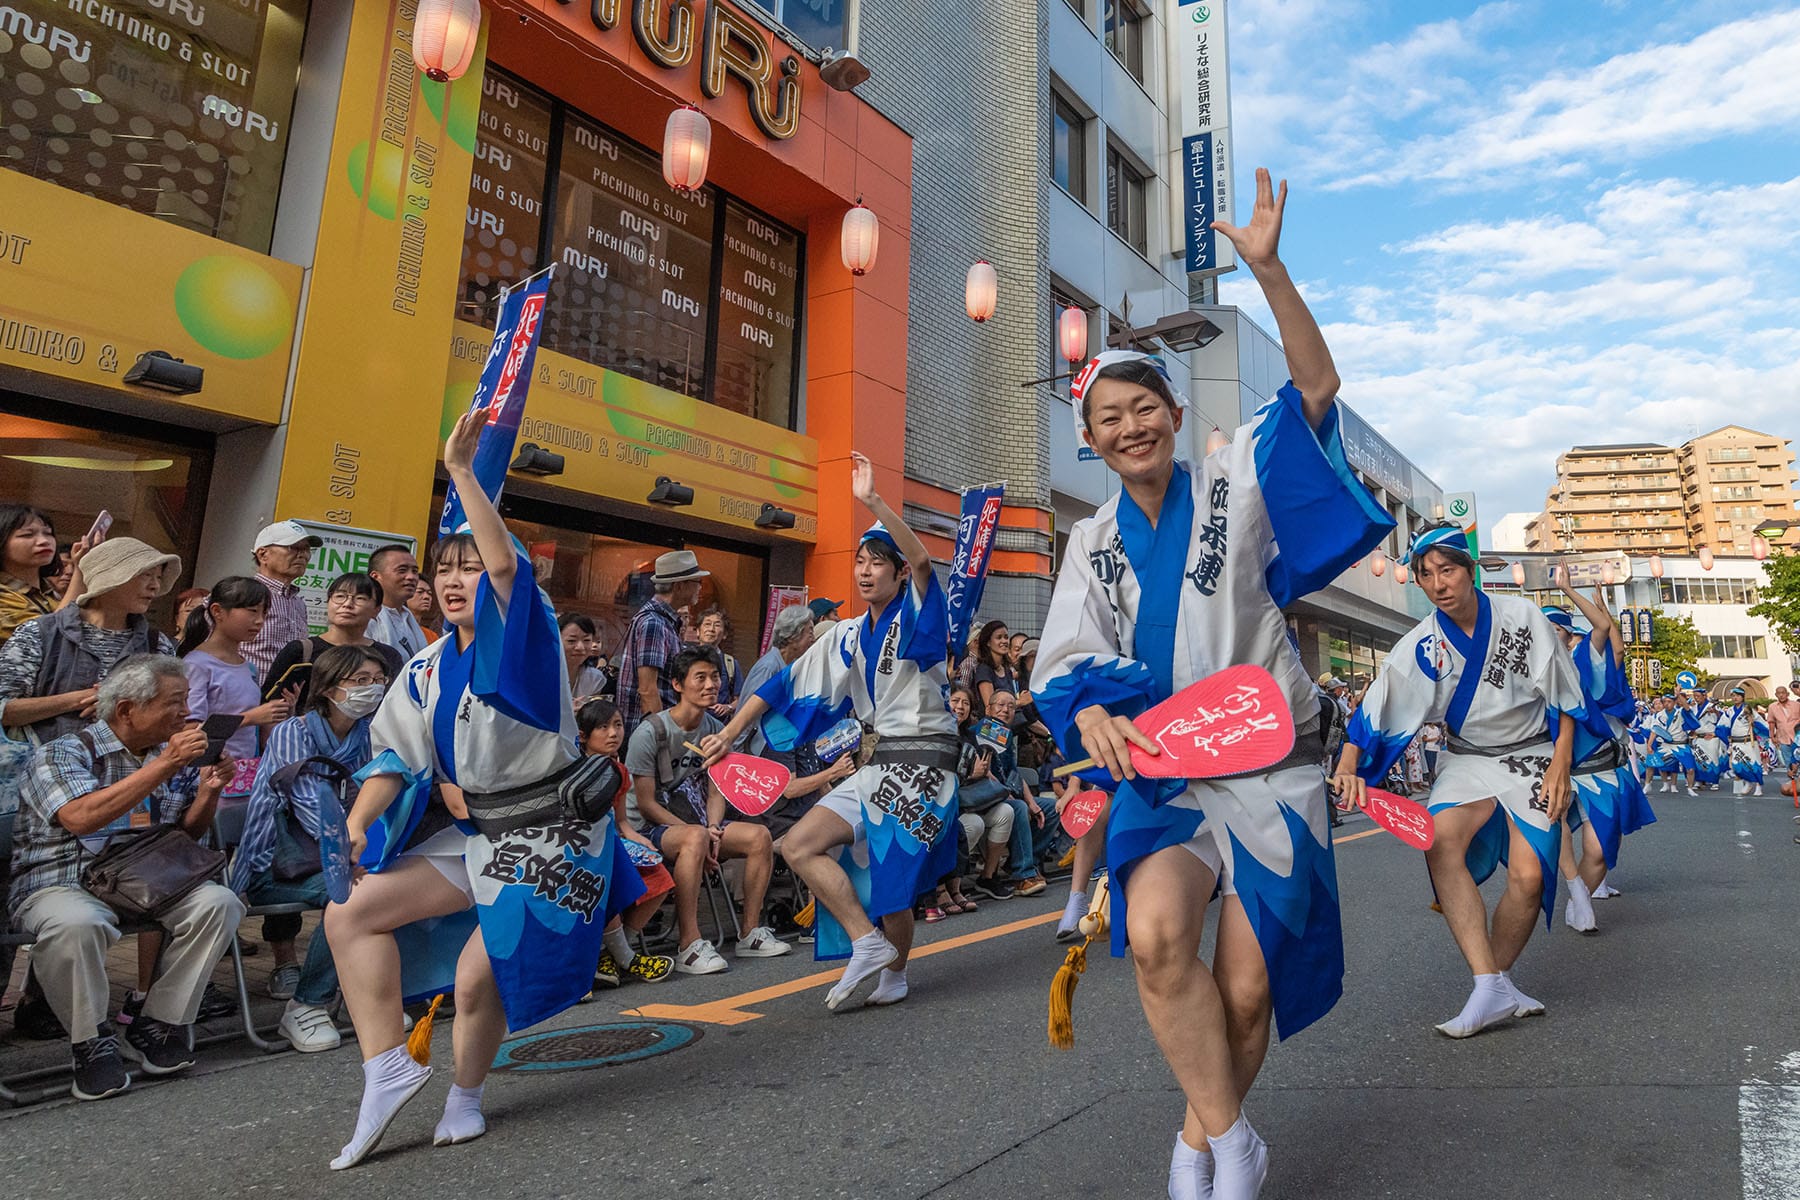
(1563, 876), (1598, 934)
(330, 1045), (433, 1170)
(1206, 1114), (1268, 1200)
(1058, 890), (1089, 936)
(1592, 879), (1620, 899)
(825, 929), (898, 1012)
(603, 925), (637, 969)
(433, 1083), (487, 1146)
(1434, 973), (1517, 1039)
(865, 968), (909, 1007)
(1500, 970), (1545, 1017)
(1168, 1131), (1215, 1200)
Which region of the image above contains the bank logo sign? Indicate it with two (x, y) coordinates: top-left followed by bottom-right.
(1174, 0), (1234, 276)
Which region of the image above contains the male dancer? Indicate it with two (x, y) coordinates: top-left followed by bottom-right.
(1336, 524), (1585, 1038)
(704, 454), (958, 1011)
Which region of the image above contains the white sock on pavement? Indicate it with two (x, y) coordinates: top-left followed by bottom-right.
(825, 929), (897, 1011)
(1563, 876), (1597, 933)
(433, 1083), (487, 1146)
(1435, 973), (1517, 1039)
(1593, 879), (1620, 899)
(865, 968), (909, 1007)
(1168, 1131), (1215, 1200)
(331, 1045), (433, 1170)
(1206, 1114), (1268, 1200)
(1058, 890), (1089, 936)
(1500, 970), (1544, 1017)
(603, 925), (637, 969)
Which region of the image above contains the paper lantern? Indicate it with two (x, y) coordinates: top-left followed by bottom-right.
(1511, 562), (1525, 587)
(1205, 428), (1229, 456)
(1393, 562), (1409, 585)
(1370, 552), (1387, 578)
(1753, 537), (1769, 561)
(1601, 561), (1616, 585)
(662, 106), (711, 193)
(1058, 305), (1088, 364)
(841, 202), (879, 276)
(1698, 546), (1715, 571)
(964, 260), (997, 322)
(413, 0), (481, 83)
(1650, 554), (1664, 578)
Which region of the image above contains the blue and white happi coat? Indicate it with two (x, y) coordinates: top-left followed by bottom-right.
(1688, 701), (1727, 784)
(1642, 707), (1693, 774)
(1033, 383), (1393, 1040)
(1561, 633), (1654, 870)
(363, 554), (642, 1030)
(1348, 592), (1587, 926)
(1716, 703), (1770, 784)
(755, 572), (959, 960)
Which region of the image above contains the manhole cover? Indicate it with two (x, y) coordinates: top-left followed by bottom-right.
(492, 1020), (702, 1073)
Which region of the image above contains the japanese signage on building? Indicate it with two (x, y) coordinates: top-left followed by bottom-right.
(1170, 0), (1235, 277)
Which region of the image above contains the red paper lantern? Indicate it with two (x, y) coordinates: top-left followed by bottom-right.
(1753, 537), (1769, 561)
(662, 105), (711, 193)
(1058, 305), (1088, 364)
(414, 0), (482, 83)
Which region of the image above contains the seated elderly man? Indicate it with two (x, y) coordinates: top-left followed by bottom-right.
(9, 654), (244, 1101)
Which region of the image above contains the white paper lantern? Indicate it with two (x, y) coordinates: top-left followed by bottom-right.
(1205, 428), (1229, 456)
(1649, 554), (1664, 578)
(1600, 561), (1616, 585)
(662, 106), (711, 193)
(1058, 305), (1087, 364)
(841, 202), (879, 276)
(1753, 537), (1769, 561)
(1511, 562), (1525, 587)
(414, 0), (482, 83)
(1699, 546), (1715, 571)
(965, 260), (997, 322)
(1393, 562), (1409, 585)
(1370, 552), (1387, 578)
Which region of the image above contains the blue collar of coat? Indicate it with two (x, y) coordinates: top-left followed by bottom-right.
(1115, 463), (1195, 700)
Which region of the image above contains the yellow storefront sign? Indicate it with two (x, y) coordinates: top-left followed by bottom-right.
(442, 321), (820, 540)
(274, 0), (486, 541)
(0, 169), (301, 425)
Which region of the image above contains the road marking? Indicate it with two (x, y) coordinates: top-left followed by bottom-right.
(632, 829), (1388, 1026)
(1741, 1048), (1800, 1198)
(625, 910), (1066, 1025)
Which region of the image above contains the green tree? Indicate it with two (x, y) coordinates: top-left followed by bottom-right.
(1639, 609), (1710, 691)
(1747, 551), (1800, 651)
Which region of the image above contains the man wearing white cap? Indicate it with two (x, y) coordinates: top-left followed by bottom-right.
(245, 520), (322, 681)
(615, 550), (708, 738)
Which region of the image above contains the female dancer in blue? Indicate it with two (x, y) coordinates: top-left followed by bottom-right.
(324, 411), (641, 1169)
(1540, 570), (1653, 933)
(1033, 169), (1393, 1200)
(1718, 686), (1769, 794)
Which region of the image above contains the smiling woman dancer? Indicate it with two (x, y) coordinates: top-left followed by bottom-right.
(1033, 169), (1393, 1200)
(323, 411), (641, 1169)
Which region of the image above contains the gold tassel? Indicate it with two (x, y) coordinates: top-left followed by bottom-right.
(794, 898), (815, 929)
(1047, 874), (1111, 1051)
(1047, 936), (1090, 1050)
(407, 994), (444, 1065)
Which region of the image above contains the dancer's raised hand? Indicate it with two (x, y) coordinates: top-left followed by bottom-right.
(1211, 167), (1286, 268)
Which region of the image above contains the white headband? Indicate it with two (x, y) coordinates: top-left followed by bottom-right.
(1069, 350), (1191, 443)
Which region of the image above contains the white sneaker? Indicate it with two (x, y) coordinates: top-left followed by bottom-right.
(279, 1000), (342, 1053)
(675, 938), (731, 975)
(734, 926), (793, 958)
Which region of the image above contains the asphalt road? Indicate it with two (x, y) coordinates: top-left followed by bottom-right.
(5, 783), (1798, 1200)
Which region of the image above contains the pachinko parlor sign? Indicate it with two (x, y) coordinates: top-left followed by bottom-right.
(552, 0), (802, 138)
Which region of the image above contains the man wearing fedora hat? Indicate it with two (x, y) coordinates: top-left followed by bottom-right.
(0, 538), (182, 747)
(616, 550), (710, 738)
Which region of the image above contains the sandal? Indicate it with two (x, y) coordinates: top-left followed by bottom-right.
(953, 893), (977, 912)
(924, 906), (946, 923)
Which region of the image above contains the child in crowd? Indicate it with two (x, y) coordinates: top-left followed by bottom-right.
(578, 698), (675, 987)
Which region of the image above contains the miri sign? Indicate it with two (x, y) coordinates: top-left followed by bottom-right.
(556, 0), (802, 139)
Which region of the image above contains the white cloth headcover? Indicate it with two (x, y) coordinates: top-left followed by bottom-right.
(1069, 350), (1191, 446)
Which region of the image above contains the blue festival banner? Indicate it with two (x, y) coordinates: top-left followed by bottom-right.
(946, 482), (1005, 663)
(438, 269), (554, 536)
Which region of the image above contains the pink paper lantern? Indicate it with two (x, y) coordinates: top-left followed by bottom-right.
(1058, 305), (1087, 364)
(965, 260), (997, 322)
(1511, 562), (1525, 587)
(1753, 537), (1769, 561)
(413, 0), (481, 83)
(1699, 546), (1715, 571)
(1205, 428), (1229, 456)
(1393, 562), (1410, 585)
(841, 202), (879, 276)
(1649, 554), (1664, 578)
(1371, 552), (1387, 578)
(662, 105), (711, 193)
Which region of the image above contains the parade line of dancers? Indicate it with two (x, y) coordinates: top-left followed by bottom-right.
(319, 170), (1774, 1198)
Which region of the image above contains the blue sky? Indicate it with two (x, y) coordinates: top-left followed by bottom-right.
(1215, 0), (1800, 525)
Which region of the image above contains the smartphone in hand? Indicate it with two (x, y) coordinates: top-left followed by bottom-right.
(198, 713), (244, 765)
(86, 510), (113, 544)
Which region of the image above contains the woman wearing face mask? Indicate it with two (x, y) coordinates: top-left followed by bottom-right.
(231, 645), (391, 1052)
(1034, 170), (1394, 1199)
(265, 574), (404, 705)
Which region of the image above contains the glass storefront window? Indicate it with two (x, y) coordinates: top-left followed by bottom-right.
(0, 0), (309, 253)
(0, 397), (208, 621)
(456, 68), (805, 428)
(427, 489), (768, 669)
